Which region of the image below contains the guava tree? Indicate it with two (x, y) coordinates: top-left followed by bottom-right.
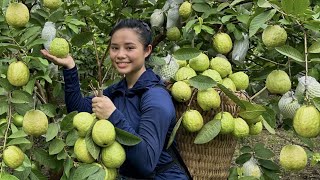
(0, 0), (320, 180)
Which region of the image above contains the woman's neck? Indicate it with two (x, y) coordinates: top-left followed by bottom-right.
(125, 67), (146, 89)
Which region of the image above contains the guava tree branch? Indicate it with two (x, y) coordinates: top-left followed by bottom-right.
(1, 92), (13, 174)
(35, 81), (47, 104)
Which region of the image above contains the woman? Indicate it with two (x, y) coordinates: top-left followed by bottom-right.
(41, 19), (189, 179)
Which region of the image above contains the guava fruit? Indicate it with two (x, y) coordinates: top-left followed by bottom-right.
(174, 66), (197, 82)
(73, 112), (95, 137)
(233, 117), (249, 138)
(197, 88), (221, 111)
(5, 3), (29, 28)
(179, 1), (192, 19)
(293, 105), (320, 138)
(202, 69), (222, 83)
(262, 25), (287, 48)
(210, 57), (232, 78)
(3, 146), (24, 169)
(92, 120), (116, 147)
(189, 53), (210, 72)
(49, 38), (69, 58)
(7, 61), (30, 87)
(23, 110), (48, 137)
(74, 138), (95, 163)
(212, 33), (233, 54)
(171, 81), (192, 102)
(280, 144), (307, 171)
(101, 141), (126, 168)
(182, 110), (204, 132)
(43, 0), (62, 10)
(213, 112), (234, 134)
(228, 71), (249, 90)
(266, 70), (291, 94)
(166, 27), (181, 41)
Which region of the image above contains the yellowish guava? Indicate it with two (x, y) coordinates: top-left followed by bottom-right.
(266, 70), (291, 94)
(228, 71), (249, 90)
(212, 33), (233, 54)
(171, 81), (192, 102)
(74, 138), (95, 163)
(7, 61), (30, 87)
(5, 3), (29, 28)
(197, 88), (221, 111)
(262, 25), (287, 48)
(280, 144), (307, 171)
(49, 38), (69, 58)
(3, 145), (24, 169)
(73, 112), (95, 137)
(213, 112), (234, 134)
(92, 120), (116, 147)
(101, 141), (126, 168)
(182, 110), (204, 132)
(23, 110), (48, 137)
(293, 105), (320, 138)
(210, 57), (232, 78)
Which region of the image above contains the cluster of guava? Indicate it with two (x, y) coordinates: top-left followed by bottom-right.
(266, 72), (320, 139)
(5, 1), (69, 58)
(72, 112), (125, 180)
(168, 51), (264, 139)
(2, 109), (48, 170)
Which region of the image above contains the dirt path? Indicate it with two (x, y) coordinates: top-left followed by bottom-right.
(232, 130), (320, 179)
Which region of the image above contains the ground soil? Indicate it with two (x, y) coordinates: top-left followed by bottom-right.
(232, 129), (320, 180)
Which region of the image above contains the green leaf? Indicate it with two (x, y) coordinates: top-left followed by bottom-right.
(281, 0), (310, 15)
(57, 150), (68, 160)
(313, 97), (320, 111)
(228, 167), (238, 180)
(261, 167), (280, 180)
(30, 169), (48, 180)
(239, 101), (265, 120)
(254, 143), (274, 159)
(40, 103), (57, 118)
(13, 167), (31, 180)
(194, 119), (221, 144)
(11, 90), (33, 104)
(262, 107), (276, 128)
(0, 43), (21, 50)
(87, 168), (106, 180)
(24, 78), (36, 94)
(310, 58), (320, 62)
(275, 45), (304, 62)
(64, 157), (74, 178)
(49, 9), (64, 22)
(166, 115), (183, 149)
(85, 122), (100, 160)
(34, 148), (62, 169)
(8, 130), (27, 139)
(71, 32), (94, 47)
(258, 159), (280, 171)
(0, 78), (14, 91)
(217, 2), (229, 12)
(19, 26), (42, 44)
(46, 123), (59, 142)
(73, 164), (100, 180)
(0, 100), (8, 115)
(262, 119), (275, 134)
(230, 0), (246, 6)
(7, 137), (31, 146)
(61, 111), (78, 132)
(249, 9), (276, 37)
(192, 3), (211, 12)
(49, 139), (65, 155)
(26, 39), (47, 50)
(257, 0), (272, 7)
(189, 75), (216, 90)
(66, 129), (79, 146)
(217, 83), (245, 109)
(235, 153), (252, 165)
(240, 146), (252, 153)
(308, 41), (320, 53)
(172, 48), (201, 60)
(115, 127), (142, 146)
(1, 172), (20, 180)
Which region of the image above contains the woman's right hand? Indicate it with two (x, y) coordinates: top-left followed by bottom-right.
(40, 49), (75, 69)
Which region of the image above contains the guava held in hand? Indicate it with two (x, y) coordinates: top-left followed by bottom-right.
(49, 38), (70, 58)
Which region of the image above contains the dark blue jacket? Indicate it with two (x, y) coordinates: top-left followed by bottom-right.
(63, 67), (188, 179)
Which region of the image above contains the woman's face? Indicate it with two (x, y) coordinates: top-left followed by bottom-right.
(109, 28), (151, 76)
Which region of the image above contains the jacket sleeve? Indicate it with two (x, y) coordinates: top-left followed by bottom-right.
(63, 66), (111, 113)
(108, 87), (175, 176)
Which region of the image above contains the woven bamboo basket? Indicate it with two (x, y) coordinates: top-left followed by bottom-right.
(172, 89), (249, 180)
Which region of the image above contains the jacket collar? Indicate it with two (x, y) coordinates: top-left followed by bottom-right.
(110, 68), (164, 97)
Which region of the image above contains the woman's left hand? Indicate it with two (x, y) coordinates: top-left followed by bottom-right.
(92, 96), (116, 120)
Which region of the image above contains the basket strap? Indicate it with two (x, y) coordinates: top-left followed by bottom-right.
(167, 145), (193, 180)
